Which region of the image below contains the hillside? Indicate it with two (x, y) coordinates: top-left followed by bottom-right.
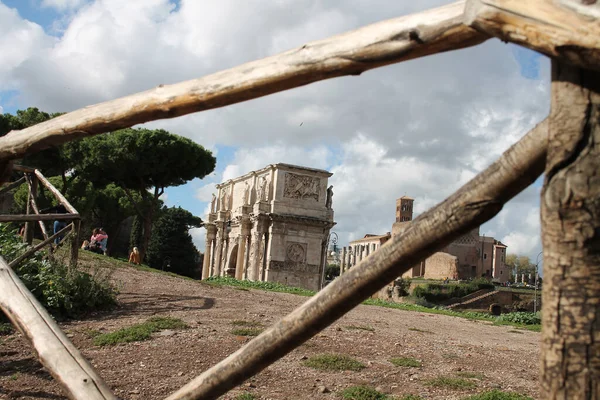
(0, 254), (540, 400)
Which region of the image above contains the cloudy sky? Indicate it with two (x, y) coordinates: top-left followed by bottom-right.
(1, 0), (549, 266)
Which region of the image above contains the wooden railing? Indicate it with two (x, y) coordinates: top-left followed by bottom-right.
(0, 164), (81, 268)
(0, 1), (598, 399)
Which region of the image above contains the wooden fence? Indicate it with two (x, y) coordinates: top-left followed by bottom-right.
(0, 164), (81, 268)
(0, 1), (598, 399)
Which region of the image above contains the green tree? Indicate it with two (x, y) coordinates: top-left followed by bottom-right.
(74, 128), (215, 260)
(0, 108), (76, 190)
(146, 207), (203, 278)
(505, 254), (536, 281)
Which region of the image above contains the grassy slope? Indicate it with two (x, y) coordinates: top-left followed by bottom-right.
(73, 249), (540, 332)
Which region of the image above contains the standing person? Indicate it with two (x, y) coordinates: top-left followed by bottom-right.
(129, 247), (141, 265)
(42, 204), (68, 245)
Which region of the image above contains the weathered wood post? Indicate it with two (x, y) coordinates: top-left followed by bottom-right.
(70, 220), (80, 269)
(541, 61), (600, 399)
(23, 173), (37, 245)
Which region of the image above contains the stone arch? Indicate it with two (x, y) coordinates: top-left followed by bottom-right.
(227, 244), (238, 277)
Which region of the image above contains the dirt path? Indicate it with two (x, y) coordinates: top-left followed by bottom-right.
(0, 265), (540, 399)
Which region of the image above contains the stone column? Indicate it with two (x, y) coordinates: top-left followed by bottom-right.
(213, 230), (223, 277)
(236, 233), (248, 280)
(341, 247), (347, 274)
(249, 230), (263, 281)
(202, 224), (217, 279)
(366, 245), (370, 258)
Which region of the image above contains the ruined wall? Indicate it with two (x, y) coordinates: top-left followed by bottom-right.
(423, 252), (459, 280)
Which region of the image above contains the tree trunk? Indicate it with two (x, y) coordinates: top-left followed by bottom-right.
(541, 61), (600, 399)
(140, 212), (153, 263)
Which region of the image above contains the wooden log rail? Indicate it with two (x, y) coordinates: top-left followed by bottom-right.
(464, 0), (600, 72)
(0, 257), (117, 399)
(0, 1), (598, 399)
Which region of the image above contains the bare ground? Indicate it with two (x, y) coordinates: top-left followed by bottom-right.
(0, 264), (540, 400)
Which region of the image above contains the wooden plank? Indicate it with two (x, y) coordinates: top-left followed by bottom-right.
(165, 119), (549, 400)
(464, 0), (600, 71)
(8, 223), (74, 268)
(0, 176), (25, 195)
(0, 213), (80, 222)
(34, 170), (78, 215)
(0, 257), (116, 399)
(0, 1), (488, 164)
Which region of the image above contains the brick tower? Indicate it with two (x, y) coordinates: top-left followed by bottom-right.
(395, 196), (414, 222)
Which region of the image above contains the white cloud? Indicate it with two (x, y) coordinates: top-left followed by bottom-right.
(41, 0), (86, 11)
(2, 0), (550, 262)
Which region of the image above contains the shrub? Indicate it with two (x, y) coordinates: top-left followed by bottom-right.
(496, 312), (540, 326)
(325, 264), (340, 280)
(341, 385), (388, 400)
(412, 278), (494, 303)
(304, 354), (365, 371)
(0, 223), (117, 318)
(393, 277), (411, 296)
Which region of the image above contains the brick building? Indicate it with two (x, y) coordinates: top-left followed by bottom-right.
(340, 196), (509, 282)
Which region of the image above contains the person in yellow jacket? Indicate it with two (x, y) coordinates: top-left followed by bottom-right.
(128, 247), (141, 265)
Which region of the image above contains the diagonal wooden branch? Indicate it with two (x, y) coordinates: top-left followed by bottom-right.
(0, 175), (25, 196)
(165, 119), (549, 400)
(34, 170), (78, 214)
(0, 1), (487, 166)
(8, 222), (73, 268)
(464, 0), (600, 71)
(0, 257), (117, 399)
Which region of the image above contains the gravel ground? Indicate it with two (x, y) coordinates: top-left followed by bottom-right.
(0, 264), (540, 399)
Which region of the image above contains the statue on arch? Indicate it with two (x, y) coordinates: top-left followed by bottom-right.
(326, 185), (334, 209)
(243, 181), (250, 205)
(210, 193), (216, 213)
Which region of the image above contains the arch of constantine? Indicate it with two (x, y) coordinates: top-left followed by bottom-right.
(201, 163), (335, 291)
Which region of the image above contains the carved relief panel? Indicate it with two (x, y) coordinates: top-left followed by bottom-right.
(286, 242), (306, 263)
(283, 173), (320, 201)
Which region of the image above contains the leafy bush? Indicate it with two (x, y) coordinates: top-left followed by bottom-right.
(412, 278), (494, 303)
(325, 264), (340, 280)
(496, 312), (540, 326)
(304, 354), (365, 371)
(0, 224), (117, 318)
(393, 277), (412, 296)
(341, 385), (389, 400)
